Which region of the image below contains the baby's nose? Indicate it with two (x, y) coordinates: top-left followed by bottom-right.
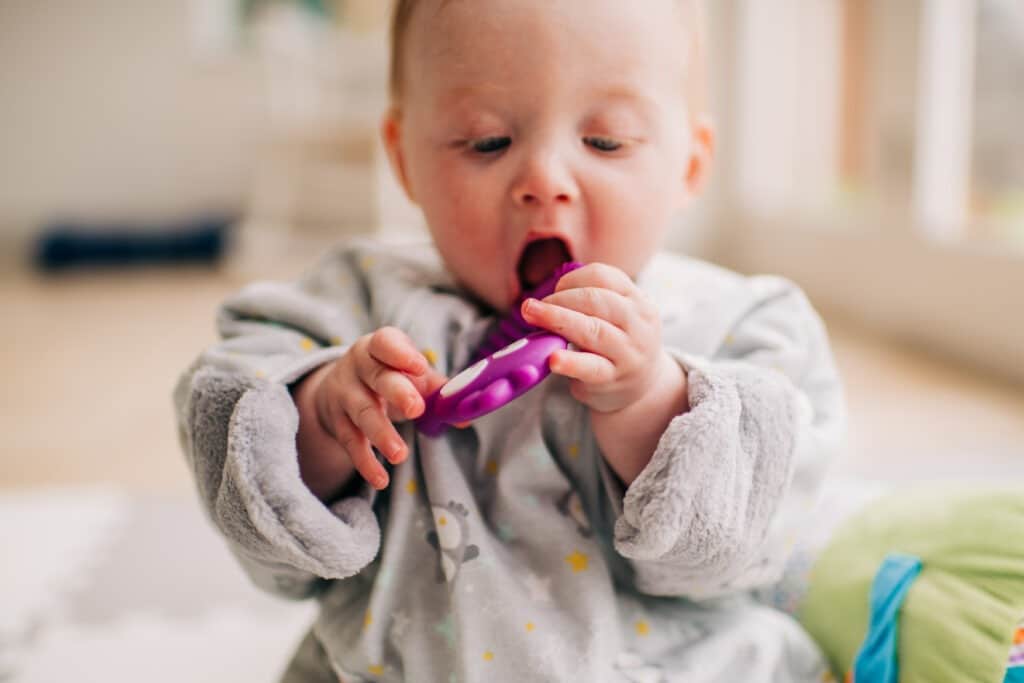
(512, 154), (578, 207)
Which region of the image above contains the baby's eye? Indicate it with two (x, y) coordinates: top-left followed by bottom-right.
(584, 136), (623, 153)
(471, 136), (511, 154)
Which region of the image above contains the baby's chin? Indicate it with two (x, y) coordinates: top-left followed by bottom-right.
(450, 274), (512, 315)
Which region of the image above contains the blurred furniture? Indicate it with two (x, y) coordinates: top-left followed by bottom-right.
(234, 3), (423, 278)
(705, 0), (1024, 384)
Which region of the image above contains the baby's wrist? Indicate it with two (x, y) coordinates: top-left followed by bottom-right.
(291, 360), (356, 501)
(292, 361), (333, 433)
(650, 350), (689, 414)
(625, 351), (688, 432)
(590, 351), (689, 485)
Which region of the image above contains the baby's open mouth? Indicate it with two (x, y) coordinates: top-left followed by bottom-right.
(517, 237), (572, 291)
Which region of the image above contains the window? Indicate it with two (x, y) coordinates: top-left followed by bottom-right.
(727, 0), (1024, 252)
(971, 0), (1024, 249)
(715, 0), (1023, 382)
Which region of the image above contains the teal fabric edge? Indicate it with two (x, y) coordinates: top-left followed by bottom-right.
(853, 553), (923, 683)
(1006, 668), (1024, 683)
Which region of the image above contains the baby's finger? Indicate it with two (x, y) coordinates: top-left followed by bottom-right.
(407, 367), (450, 397)
(540, 286), (634, 332)
(343, 383), (409, 466)
(367, 327), (429, 375)
(554, 262), (637, 298)
(548, 349), (617, 384)
(332, 412), (390, 490)
(522, 297), (628, 358)
(366, 367), (425, 421)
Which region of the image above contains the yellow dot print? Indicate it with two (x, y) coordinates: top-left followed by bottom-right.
(422, 348), (438, 367)
(567, 443), (580, 458)
(485, 460), (499, 476)
(405, 480), (417, 494)
(299, 337), (315, 352)
(635, 620), (650, 636)
(363, 610), (372, 629)
(438, 515), (447, 526)
(360, 256), (376, 270)
(330, 336), (343, 347)
(525, 622), (535, 632)
(368, 664), (384, 675)
(254, 370), (266, 379)
(483, 651), (494, 662)
(564, 551), (589, 573)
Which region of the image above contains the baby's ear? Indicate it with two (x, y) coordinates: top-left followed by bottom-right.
(381, 107), (417, 204)
(683, 116), (715, 199)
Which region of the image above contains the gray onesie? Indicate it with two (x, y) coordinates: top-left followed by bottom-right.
(173, 237), (846, 682)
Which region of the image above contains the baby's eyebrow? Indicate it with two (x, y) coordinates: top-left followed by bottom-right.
(591, 84), (657, 110)
(438, 83), (510, 107)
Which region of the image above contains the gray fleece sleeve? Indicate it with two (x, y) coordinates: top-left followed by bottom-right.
(605, 277), (845, 600)
(172, 249), (382, 599)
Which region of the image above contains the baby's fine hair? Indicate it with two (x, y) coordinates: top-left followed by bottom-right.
(387, 0), (707, 116)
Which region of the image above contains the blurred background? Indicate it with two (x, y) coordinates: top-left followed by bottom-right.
(1, 0), (1022, 680)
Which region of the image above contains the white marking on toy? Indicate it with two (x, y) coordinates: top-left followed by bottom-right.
(441, 359), (488, 397)
(492, 337), (529, 358)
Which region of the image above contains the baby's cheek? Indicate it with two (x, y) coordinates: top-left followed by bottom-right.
(589, 164), (677, 267)
(598, 220), (668, 277)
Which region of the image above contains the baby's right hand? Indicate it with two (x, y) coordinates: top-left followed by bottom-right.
(294, 327), (447, 495)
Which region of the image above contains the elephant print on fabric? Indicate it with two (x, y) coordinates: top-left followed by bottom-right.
(557, 489), (592, 538)
(426, 500), (480, 585)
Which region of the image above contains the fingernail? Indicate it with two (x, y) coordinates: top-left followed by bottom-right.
(406, 396), (424, 417)
(390, 441), (406, 462)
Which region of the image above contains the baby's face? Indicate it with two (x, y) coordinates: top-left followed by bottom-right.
(384, 0), (709, 312)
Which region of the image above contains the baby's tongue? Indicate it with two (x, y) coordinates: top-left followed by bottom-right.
(518, 238), (570, 291)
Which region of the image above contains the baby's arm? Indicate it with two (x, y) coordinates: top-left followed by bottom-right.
(603, 276), (845, 600)
(523, 263), (843, 598)
(173, 245), (392, 598)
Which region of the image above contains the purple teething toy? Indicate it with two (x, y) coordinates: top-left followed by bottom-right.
(415, 261), (582, 437)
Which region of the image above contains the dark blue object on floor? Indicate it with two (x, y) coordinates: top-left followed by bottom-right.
(34, 215), (234, 271)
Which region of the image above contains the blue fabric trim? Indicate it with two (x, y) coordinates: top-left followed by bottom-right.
(853, 553), (923, 683)
(1005, 667), (1024, 683)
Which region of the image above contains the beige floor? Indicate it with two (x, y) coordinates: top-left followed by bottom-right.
(2, 264), (1022, 494)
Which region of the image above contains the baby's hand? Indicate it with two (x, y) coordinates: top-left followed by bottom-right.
(294, 327), (447, 494)
(521, 263), (664, 414)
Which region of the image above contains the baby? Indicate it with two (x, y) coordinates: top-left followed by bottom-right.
(174, 1), (846, 681)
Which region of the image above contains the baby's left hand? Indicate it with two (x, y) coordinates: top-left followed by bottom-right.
(521, 263), (666, 413)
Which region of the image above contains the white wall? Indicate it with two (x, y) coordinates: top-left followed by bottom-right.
(0, 1), (266, 251)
